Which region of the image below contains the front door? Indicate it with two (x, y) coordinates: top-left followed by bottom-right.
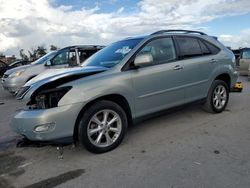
(50, 48), (78, 68)
(130, 37), (185, 117)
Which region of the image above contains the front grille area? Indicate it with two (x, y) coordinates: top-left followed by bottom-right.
(16, 86), (30, 99)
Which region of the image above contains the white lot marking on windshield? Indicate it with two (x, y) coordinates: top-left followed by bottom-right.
(115, 46), (131, 55)
(100, 61), (119, 65)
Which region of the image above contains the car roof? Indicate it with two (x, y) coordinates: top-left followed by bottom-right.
(125, 30), (211, 41)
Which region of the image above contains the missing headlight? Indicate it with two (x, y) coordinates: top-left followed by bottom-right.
(30, 86), (72, 109)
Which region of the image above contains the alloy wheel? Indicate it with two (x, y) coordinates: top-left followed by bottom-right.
(87, 110), (122, 148)
(213, 85), (227, 110)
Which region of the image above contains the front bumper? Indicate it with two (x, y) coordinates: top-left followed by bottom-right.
(11, 103), (84, 141)
(1, 76), (26, 93)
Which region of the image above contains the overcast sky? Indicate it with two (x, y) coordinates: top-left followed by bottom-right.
(0, 0), (250, 57)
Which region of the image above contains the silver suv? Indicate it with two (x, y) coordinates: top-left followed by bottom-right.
(12, 30), (238, 153)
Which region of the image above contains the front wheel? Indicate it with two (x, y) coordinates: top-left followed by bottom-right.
(78, 100), (128, 153)
(203, 80), (229, 113)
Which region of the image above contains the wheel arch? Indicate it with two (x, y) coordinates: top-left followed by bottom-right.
(26, 75), (37, 83)
(73, 94), (133, 141)
(214, 73), (231, 89)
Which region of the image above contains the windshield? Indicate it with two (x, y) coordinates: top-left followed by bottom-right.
(31, 51), (57, 65)
(82, 38), (144, 68)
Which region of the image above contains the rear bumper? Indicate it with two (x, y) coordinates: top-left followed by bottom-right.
(11, 103), (84, 141)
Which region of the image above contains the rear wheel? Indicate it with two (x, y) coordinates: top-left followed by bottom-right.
(203, 80), (229, 113)
(78, 100), (128, 153)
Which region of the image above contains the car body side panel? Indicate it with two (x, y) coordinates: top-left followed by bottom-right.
(58, 70), (136, 118)
(130, 61), (185, 117)
(180, 55), (216, 102)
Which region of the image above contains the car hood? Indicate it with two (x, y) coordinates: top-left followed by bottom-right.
(17, 66), (109, 100)
(26, 66), (82, 85)
(4, 64), (33, 75)
(25, 66), (107, 86)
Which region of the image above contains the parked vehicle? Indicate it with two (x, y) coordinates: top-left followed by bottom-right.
(238, 48), (250, 76)
(0, 60), (8, 77)
(1, 45), (103, 93)
(12, 30), (238, 153)
(9, 60), (30, 68)
(0, 60), (31, 77)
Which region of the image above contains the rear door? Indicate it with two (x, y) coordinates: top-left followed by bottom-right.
(77, 48), (99, 64)
(130, 37), (185, 117)
(174, 36), (219, 102)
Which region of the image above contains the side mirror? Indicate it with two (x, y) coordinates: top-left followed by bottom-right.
(45, 60), (52, 66)
(134, 54), (153, 67)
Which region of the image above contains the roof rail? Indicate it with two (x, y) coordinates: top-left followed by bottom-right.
(151, 30), (207, 36)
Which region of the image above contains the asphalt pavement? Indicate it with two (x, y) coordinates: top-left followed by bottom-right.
(0, 76), (249, 188)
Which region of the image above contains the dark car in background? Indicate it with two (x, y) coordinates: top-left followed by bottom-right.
(0, 60), (30, 77)
(0, 60), (8, 77)
(9, 60), (30, 68)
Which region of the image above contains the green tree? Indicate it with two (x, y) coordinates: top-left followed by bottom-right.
(50, 45), (58, 51)
(36, 46), (47, 57)
(19, 49), (28, 60)
(28, 48), (37, 61)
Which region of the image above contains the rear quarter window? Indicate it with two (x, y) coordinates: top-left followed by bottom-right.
(198, 40), (211, 55)
(203, 40), (220, 54)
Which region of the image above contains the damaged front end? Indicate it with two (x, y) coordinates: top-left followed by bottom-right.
(15, 67), (107, 109)
(27, 86), (72, 109)
(11, 67), (107, 143)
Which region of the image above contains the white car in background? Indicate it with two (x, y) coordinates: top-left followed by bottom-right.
(1, 45), (103, 93)
(238, 48), (250, 77)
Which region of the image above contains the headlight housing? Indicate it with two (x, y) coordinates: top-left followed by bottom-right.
(9, 70), (25, 78)
(31, 86), (72, 109)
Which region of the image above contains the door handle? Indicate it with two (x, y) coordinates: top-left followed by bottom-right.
(210, 59), (218, 64)
(173, 65), (183, 70)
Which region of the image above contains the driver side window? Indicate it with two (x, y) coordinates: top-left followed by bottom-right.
(51, 49), (77, 66)
(136, 37), (176, 67)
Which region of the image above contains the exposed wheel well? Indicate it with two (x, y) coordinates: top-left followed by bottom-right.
(73, 94), (133, 141)
(215, 74), (231, 89)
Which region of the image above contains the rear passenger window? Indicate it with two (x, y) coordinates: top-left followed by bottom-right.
(176, 37), (203, 58)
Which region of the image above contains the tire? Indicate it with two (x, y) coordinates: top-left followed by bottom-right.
(203, 80), (229, 113)
(78, 100), (128, 153)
